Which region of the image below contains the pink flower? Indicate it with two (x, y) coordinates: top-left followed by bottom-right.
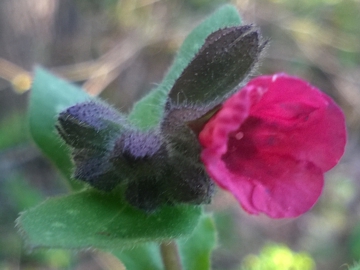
(199, 73), (346, 218)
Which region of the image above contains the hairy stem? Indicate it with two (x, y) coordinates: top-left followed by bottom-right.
(160, 241), (183, 270)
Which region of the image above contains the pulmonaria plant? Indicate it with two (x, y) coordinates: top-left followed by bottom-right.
(56, 20), (346, 219)
(19, 5), (349, 270)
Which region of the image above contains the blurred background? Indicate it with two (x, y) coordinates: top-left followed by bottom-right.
(0, 0), (359, 269)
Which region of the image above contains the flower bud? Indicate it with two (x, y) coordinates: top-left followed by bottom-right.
(57, 101), (128, 191)
(167, 25), (267, 116)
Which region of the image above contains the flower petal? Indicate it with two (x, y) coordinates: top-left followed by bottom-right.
(248, 74), (346, 171)
(224, 155), (324, 218)
(199, 73), (346, 218)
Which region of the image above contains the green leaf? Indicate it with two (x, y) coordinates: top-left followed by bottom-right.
(129, 5), (242, 129)
(112, 214), (216, 270)
(29, 67), (92, 189)
(178, 214), (217, 270)
(17, 189), (202, 250)
(113, 243), (163, 270)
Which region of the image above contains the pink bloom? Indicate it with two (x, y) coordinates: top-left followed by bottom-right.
(199, 73), (346, 218)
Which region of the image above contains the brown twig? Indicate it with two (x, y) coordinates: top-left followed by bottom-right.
(0, 58), (32, 93)
(0, 35), (147, 96)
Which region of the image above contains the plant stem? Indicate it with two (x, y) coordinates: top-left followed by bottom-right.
(95, 251), (126, 270)
(160, 241), (183, 270)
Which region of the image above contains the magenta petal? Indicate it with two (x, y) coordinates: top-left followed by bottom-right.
(248, 74), (346, 171)
(199, 73), (346, 218)
(227, 157), (324, 218)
